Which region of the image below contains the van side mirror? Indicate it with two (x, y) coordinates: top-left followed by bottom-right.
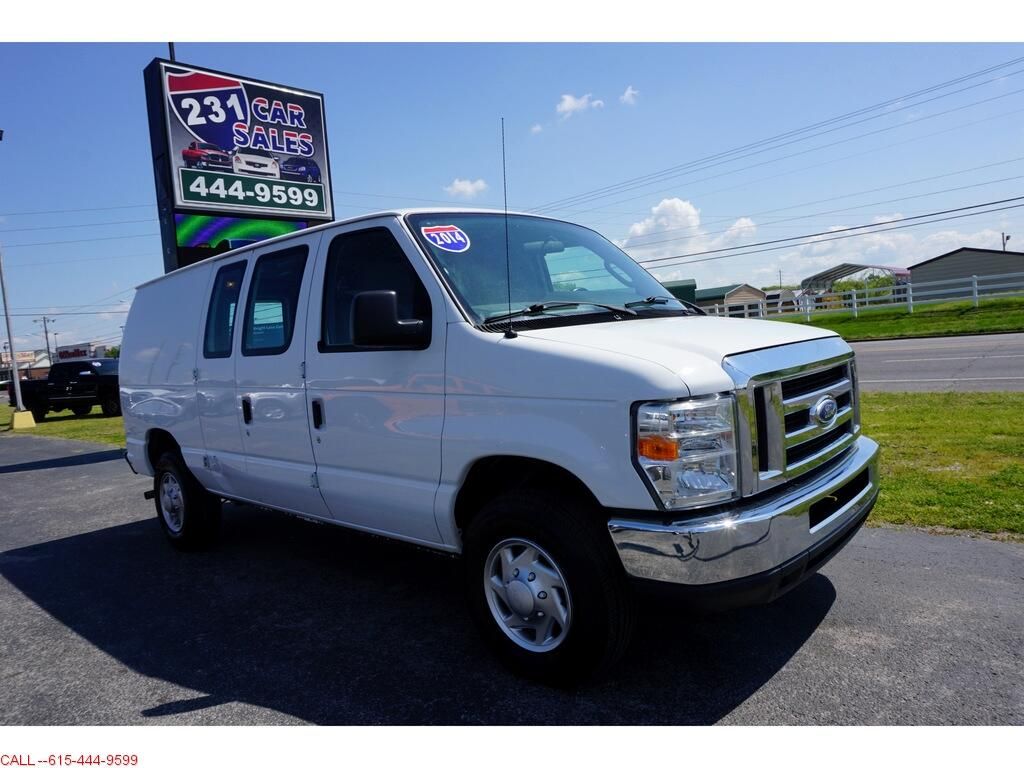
(351, 290), (428, 349)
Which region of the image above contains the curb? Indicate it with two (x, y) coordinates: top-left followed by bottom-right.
(844, 329), (1024, 343)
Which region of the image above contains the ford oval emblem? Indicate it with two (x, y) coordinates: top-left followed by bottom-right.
(812, 395), (839, 425)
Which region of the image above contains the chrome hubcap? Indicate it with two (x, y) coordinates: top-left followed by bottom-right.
(159, 473), (185, 533)
(484, 538), (572, 653)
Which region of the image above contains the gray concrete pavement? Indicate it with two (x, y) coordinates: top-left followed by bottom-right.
(1, 433), (1022, 725)
(852, 332), (1024, 392)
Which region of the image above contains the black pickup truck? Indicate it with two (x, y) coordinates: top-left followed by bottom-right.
(8, 359), (121, 421)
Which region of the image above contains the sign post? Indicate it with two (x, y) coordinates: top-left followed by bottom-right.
(144, 59), (334, 273)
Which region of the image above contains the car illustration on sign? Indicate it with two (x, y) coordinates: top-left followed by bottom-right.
(182, 141), (232, 171)
(279, 157), (322, 183)
(231, 148), (280, 179)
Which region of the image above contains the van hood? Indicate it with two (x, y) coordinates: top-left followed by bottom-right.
(516, 315), (840, 395)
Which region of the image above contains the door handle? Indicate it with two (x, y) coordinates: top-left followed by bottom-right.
(241, 396), (253, 424)
(311, 398), (324, 429)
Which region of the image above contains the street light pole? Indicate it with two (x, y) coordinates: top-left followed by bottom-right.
(1, 248), (28, 415)
(1003, 232), (1012, 251)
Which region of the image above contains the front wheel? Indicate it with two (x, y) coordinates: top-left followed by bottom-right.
(463, 490), (636, 684)
(153, 451), (221, 550)
(100, 395), (121, 417)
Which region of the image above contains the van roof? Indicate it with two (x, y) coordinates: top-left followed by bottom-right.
(135, 207), (560, 289)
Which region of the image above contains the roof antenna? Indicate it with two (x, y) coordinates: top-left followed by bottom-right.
(501, 117), (517, 339)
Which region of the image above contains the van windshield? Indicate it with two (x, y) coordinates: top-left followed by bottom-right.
(407, 213), (687, 326)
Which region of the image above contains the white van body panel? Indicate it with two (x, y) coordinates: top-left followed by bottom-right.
(516, 315), (837, 397)
(121, 208), (853, 558)
(304, 218), (450, 545)
(193, 256), (250, 497)
(121, 260), (212, 476)
(233, 232), (331, 518)
(432, 320), (688, 543)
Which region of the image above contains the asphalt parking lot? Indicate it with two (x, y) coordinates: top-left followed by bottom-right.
(1, 433), (1022, 725)
(852, 332), (1024, 392)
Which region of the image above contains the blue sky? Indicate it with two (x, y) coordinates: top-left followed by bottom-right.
(2, 42), (1023, 353)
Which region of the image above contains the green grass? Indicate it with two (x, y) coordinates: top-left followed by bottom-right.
(4, 394), (1022, 535)
(775, 296), (1024, 341)
(1, 403), (125, 446)
(863, 392), (1024, 535)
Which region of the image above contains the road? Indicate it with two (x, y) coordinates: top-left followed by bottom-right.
(852, 332), (1024, 392)
(1, 433), (1021, 725)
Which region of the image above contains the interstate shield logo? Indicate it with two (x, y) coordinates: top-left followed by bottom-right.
(421, 225), (471, 253)
(166, 69), (249, 151)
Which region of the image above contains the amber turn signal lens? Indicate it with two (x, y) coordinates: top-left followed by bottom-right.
(637, 435), (679, 461)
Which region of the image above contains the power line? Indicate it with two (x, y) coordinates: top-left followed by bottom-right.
(7, 310), (130, 317)
(573, 103), (1024, 225)
(637, 195), (1024, 265)
(535, 82), (1024, 216)
(622, 174), (1024, 251)
(529, 56), (1024, 213)
(618, 155), (1024, 245)
(2, 233), (159, 249)
(645, 201), (1024, 270)
(0, 203), (155, 217)
(0, 218), (158, 234)
(3, 252), (159, 268)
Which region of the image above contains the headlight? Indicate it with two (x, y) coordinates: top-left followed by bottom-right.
(635, 394), (738, 509)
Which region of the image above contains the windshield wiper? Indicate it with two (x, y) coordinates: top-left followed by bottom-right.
(485, 301), (637, 325)
(624, 295), (706, 315)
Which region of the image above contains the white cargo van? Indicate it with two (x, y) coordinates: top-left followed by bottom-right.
(121, 209), (879, 681)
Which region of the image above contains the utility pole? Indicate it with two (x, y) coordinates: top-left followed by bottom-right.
(1, 248), (32, 425)
(34, 316), (55, 363)
(778, 269), (783, 290)
(1003, 232), (1012, 251)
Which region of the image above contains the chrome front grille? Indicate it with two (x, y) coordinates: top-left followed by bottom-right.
(724, 337), (861, 497)
(778, 363), (857, 472)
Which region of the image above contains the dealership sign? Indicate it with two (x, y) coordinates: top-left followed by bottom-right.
(153, 61), (333, 221)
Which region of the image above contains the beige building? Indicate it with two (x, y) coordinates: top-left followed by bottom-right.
(695, 283), (768, 316)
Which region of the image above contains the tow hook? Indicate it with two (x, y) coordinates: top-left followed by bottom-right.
(144, 490), (156, 500)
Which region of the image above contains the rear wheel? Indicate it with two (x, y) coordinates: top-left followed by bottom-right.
(71, 405), (91, 417)
(153, 451), (221, 550)
(100, 395), (121, 417)
(463, 490), (636, 684)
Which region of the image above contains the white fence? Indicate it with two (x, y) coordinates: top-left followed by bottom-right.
(705, 270), (1024, 320)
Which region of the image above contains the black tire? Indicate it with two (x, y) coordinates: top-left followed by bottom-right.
(463, 490), (636, 684)
(100, 395), (121, 417)
(71, 405), (91, 417)
(153, 451), (221, 550)
(31, 406), (46, 422)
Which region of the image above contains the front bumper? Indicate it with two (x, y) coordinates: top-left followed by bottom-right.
(608, 435), (879, 601)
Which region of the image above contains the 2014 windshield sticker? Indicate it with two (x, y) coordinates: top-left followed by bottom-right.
(421, 225), (471, 253)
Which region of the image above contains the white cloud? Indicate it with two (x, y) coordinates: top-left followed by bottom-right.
(443, 178), (488, 199)
(872, 213), (904, 224)
(620, 85), (639, 105)
(615, 199), (761, 289)
(614, 199), (1024, 291)
(530, 123), (543, 134)
(556, 93), (604, 119)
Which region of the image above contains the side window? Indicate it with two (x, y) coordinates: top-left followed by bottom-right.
(203, 260), (247, 359)
(242, 245), (309, 356)
(320, 228), (431, 352)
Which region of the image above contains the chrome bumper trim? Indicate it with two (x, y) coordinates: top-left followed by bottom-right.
(608, 436), (879, 585)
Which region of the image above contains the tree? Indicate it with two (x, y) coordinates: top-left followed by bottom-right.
(105, 346), (120, 358)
